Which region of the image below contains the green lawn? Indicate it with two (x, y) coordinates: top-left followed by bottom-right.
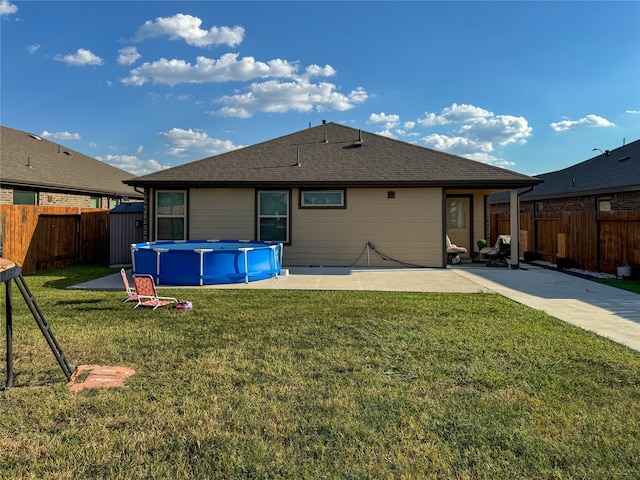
(594, 277), (640, 294)
(2, 266), (640, 479)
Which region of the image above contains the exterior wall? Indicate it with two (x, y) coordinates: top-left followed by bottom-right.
(0, 187), (12, 204)
(0, 185), (115, 208)
(286, 187), (444, 267)
(190, 188), (255, 239)
(185, 187), (446, 267)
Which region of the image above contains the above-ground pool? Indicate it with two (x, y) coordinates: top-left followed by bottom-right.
(131, 240), (283, 286)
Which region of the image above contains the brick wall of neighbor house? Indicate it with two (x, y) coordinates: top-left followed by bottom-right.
(38, 191), (104, 207)
(0, 186), (114, 208)
(0, 187), (13, 204)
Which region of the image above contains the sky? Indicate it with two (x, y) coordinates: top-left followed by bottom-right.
(1, 1), (639, 177)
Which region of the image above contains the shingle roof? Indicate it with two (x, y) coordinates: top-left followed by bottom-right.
(125, 122), (540, 189)
(491, 138), (640, 203)
(1, 126), (142, 198)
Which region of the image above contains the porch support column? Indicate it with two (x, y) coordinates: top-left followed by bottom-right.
(510, 189), (520, 269)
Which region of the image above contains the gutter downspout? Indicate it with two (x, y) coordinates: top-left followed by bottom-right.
(511, 185), (536, 269)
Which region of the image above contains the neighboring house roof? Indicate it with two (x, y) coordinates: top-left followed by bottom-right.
(0, 126), (142, 199)
(124, 122), (540, 189)
(491, 138), (640, 203)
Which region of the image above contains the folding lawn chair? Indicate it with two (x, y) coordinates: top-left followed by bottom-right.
(120, 268), (139, 303)
(131, 274), (178, 310)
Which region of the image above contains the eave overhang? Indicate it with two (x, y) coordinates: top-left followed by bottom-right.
(1, 178), (143, 199)
(519, 183), (640, 202)
(123, 178), (542, 190)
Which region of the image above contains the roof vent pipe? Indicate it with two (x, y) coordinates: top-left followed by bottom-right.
(353, 129), (364, 147)
(294, 148), (301, 167)
(323, 129), (328, 143)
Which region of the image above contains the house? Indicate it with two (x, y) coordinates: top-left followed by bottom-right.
(490, 138), (640, 276)
(124, 122), (540, 268)
(0, 126), (142, 207)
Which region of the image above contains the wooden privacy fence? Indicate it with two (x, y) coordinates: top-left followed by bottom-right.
(490, 208), (640, 275)
(0, 205), (110, 274)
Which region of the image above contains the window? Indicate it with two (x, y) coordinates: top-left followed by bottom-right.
(13, 190), (36, 205)
(300, 190), (345, 208)
(156, 191), (186, 240)
(89, 196), (102, 208)
(535, 202), (544, 214)
(258, 190), (289, 242)
(598, 198), (611, 212)
(448, 200), (466, 228)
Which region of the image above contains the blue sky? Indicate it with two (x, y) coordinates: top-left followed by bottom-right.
(2, 1), (639, 177)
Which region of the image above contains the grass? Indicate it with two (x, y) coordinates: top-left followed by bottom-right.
(594, 277), (640, 295)
(1, 266), (640, 479)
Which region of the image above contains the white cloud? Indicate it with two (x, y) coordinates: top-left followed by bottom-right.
(421, 134), (516, 168)
(54, 48), (104, 66)
(376, 129), (397, 139)
(368, 112), (400, 129)
(97, 154), (169, 176)
(550, 114), (615, 132)
(465, 152), (516, 168)
(121, 53), (298, 87)
(372, 102), (533, 168)
(117, 46), (141, 66)
(26, 44), (40, 54)
(157, 128), (242, 158)
(418, 103), (493, 127)
(213, 80), (368, 118)
(458, 115), (532, 145)
(133, 13), (244, 47)
(422, 134), (493, 155)
(625, 110), (640, 115)
(302, 64), (336, 79)
(0, 0), (17, 16)
(41, 130), (81, 141)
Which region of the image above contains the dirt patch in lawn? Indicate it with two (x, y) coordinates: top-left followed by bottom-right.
(68, 365), (136, 392)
